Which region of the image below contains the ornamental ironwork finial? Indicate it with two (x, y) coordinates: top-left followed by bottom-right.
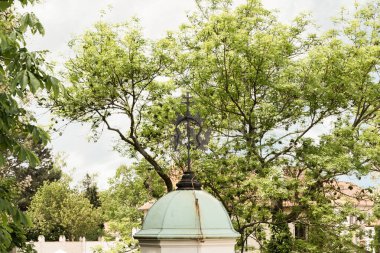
(173, 92), (211, 190)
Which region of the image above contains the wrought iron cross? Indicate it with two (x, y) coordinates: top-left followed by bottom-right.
(173, 92), (210, 172)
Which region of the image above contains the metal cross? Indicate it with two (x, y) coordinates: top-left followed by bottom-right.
(173, 92), (211, 172)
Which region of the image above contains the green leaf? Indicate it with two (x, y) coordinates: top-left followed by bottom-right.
(21, 70), (28, 90)
(35, 21), (45, 35)
(19, 13), (30, 33)
(10, 71), (22, 93)
(28, 71), (41, 93)
(19, 212), (32, 226)
(20, 13), (45, 35)
(52, 80), (60, 97)
(46, 76), (59, 92)
(25, 149), (39, 167)
(17, 146), (27, 161)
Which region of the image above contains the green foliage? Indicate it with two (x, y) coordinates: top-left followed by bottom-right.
(0, 139), (62, 211)
(0, 180), (31, 252)
(18, 244), (37, 253)
(55, 0), (380, 251)
(0, 0), (63, 167)
(374, 226), (380, 253)
(81, 173), (101, 208)
(91, 245), (104, 253)
(177, 0), (380, 251)
(53, 20), (177, 191)
(0, 0), (63, 250)
(101, 164), (164, 244)
(27, 180), (103, 241)
(265, 213), (292, 253)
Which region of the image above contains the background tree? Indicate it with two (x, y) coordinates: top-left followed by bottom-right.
(101, 164), (165, 243)
(0, 179), (31, 252)
(0, 139), (62, 211)
(54, 20), (177, 192)
(0, 0), (62, 250)
(53, 0), (380, 252)
(81, 173), (101, 208)
(28, 179), (103, 241)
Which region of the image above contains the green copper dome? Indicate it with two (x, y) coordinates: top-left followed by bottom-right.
(134, 190), (240, 239)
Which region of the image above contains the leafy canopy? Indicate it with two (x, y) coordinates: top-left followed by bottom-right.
(27, 179), (103, 241)
(54, 0), (380, 252)
(0, 0), (63, 250)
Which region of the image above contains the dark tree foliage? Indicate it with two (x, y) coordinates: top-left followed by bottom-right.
(81, 173), (101, 208)
(0, 180), (30, 252)
(1, 140), (62, 211)
(266, 212), (292, 253)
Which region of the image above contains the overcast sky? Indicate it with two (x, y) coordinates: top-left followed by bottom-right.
(24, 0), (370, 189)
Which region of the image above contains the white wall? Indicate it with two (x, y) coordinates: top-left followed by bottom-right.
(18, 240), (116, 253)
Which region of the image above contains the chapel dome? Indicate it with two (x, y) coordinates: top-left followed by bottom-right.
(134, 190), (240, 239)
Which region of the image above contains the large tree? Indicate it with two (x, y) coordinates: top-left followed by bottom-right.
(53, 0), (380, 252)
(0, 0), (62, 250)
(178, 1), (380, 251)
(27, 180), (103, 241)
(55, 20), (178, 191)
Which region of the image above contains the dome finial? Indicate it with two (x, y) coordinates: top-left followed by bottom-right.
(173, 92), (210, 190)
